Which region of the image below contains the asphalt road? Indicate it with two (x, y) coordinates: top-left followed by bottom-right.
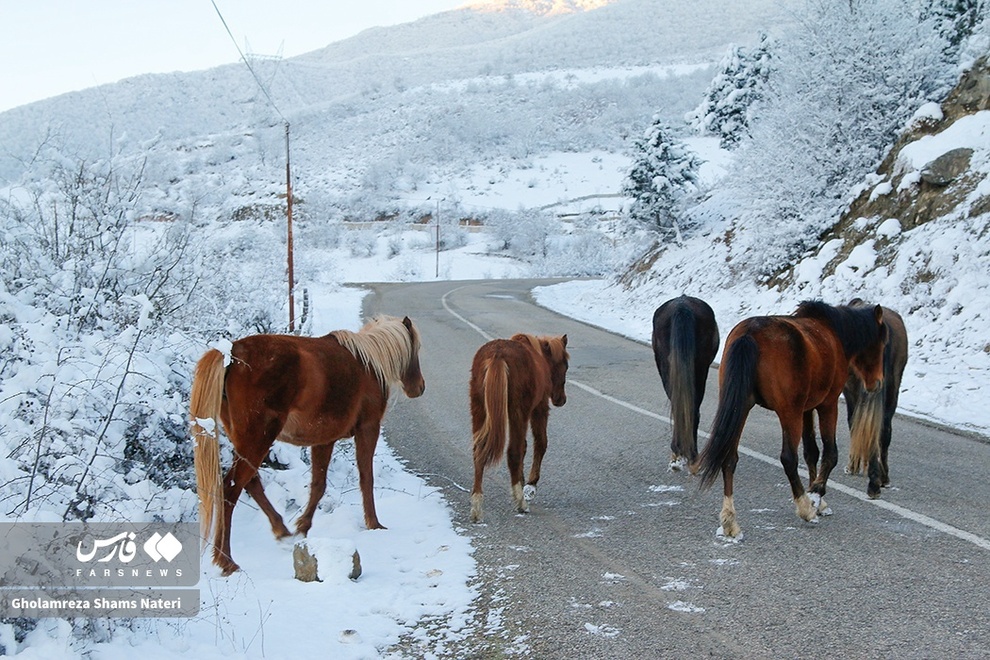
(363, 279), (990, 659)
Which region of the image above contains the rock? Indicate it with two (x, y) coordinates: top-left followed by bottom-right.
(293, 541), (321, 583)
(349, 550), (362, 581)
(920, 147), (973, 186)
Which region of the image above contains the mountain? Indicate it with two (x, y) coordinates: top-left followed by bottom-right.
(0, 0), (801, 216)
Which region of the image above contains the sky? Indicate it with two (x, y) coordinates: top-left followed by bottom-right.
(0, 0), (468, 113)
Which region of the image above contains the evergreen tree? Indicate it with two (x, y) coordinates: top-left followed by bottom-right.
(687, 34), (773, 148)
(623, 116), (700, 239)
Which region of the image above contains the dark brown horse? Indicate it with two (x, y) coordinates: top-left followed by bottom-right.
(469, 333), (569, 523)
(697, 301), (887, 539)
(189, 315), (425, 576)
(651, 296), (719, 472)
(843, 299), (908, 498)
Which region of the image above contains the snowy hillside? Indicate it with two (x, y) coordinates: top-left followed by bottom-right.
(2, 0), (988, 656)
(0, 0), (800, 214)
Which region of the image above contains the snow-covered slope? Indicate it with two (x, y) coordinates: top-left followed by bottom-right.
(0, 0), (801, 200)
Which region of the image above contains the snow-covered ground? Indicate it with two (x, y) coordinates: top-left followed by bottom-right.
(7, 121), (988, 657)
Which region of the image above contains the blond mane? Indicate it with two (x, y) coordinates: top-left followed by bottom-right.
(513, 333), (568, 362)
(332, 316), (420, 393)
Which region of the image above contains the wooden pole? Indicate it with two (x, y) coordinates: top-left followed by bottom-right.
(285, 122), (296, 333)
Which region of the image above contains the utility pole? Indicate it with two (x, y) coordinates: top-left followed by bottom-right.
(435, 199), (441, 279)
(285, 122), (296, 333)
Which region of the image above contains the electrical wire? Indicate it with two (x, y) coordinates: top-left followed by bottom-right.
(209, 0), (287, 125)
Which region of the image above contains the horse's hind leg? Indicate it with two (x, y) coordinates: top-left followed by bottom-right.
(244, 475), (292, 539)
(808, 404), (839, 515)
(719, 450), (741, 538)
(779, 413), (817, 523)
(507, 415), (529, 514)
(215, 448), (268, 576)
(296, 442), (335, 536)
(470, 451), (486, 523)
(524, 405), (549, 503)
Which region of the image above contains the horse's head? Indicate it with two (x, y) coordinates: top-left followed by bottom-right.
(849, 304), (888, 393)
(400, 316), (426, 398)
(541, 334), (569, 407)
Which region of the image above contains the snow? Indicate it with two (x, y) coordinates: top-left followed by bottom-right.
(0, 0), (988, 657)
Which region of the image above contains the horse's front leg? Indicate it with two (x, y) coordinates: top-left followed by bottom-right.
(524, 404), (550, 503)
(354, 421), (385, 530)
(296, 441), (335, 536)
(779, 413), (817, 523)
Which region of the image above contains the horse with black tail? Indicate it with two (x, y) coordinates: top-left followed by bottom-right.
(843, 299), (908, 499)
(651, 296), (719, 472)
(697, 301), (888, 539)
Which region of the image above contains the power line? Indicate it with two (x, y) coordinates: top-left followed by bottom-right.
(209, 0), (287, 124)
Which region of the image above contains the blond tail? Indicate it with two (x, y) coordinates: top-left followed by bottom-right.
(189, 348), (226, 551)
(473, 358), (509, 468)
(848, 391), (883, 475)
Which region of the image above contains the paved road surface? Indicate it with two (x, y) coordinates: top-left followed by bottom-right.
(364, 279), (990, 659)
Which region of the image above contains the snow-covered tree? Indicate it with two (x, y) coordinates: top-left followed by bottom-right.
(687, 34), (773, 148)
(623, 116), (700, 239)
(727, 0), (956, 277)
(925, 0), (987, 48)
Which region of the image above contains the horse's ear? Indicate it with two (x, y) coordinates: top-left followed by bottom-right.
(402, 316), (413, 331)
(873, 305), (883, 325)
(561, 334), (567, 348)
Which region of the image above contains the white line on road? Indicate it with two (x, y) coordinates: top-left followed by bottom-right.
(443, 286), (990, 552)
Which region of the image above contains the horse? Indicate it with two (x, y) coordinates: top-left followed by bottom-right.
(843, 299), (908, 499)
(650, 296), (720, 472)
(189, 315), (425, 576)
(696, 301), (888, 539)
(469, 333), (569, 523)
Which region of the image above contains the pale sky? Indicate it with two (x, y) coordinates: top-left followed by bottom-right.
(0, 0), (469, 112)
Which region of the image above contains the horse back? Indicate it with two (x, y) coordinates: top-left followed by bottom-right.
(728, 315), (847, 412)
(471, 338), (548, 412)
(652, 296), (719, 391)
(224, 334), (377, 442)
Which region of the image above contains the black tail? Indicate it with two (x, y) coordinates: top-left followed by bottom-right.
(698, 335), (758, 490)
(669, 306), (697, 460)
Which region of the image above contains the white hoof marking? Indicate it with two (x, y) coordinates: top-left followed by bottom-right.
(523, 484), (537, 502)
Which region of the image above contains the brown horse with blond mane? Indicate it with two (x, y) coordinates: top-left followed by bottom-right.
(697, 301), (887, 539)
(189, 315), (425, 576)
(469, 333), (569, 523)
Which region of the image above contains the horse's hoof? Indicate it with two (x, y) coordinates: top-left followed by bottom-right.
(716, 525), (743, 542)
(868, 490), (881, 500)
(668, 456), (688, 472)
(523, 484), (537, 502)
